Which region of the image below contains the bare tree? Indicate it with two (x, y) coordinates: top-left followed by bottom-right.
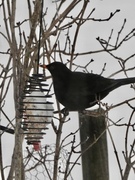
(0, 0), (135, 180)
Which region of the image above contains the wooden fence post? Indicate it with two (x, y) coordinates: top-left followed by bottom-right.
(79, 108), (109, 180)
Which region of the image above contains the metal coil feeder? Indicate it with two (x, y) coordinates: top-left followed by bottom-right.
(20, 73), (53, 150)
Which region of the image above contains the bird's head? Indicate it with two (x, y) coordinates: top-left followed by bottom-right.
(40, 62), (71, 77)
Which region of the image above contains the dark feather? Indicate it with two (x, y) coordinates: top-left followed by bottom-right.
(45, 62), (135, 111)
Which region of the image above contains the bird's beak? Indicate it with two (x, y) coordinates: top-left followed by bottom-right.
(39, 64), (47, 69)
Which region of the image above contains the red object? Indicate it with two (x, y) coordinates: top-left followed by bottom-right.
(33, 142), (41, 151)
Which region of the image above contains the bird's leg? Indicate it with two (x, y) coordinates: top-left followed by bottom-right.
(96, 94), (102, 108)
(88, 94), (99, 107)
(61, 108), (69, 116)
(53, 108), (69, 116)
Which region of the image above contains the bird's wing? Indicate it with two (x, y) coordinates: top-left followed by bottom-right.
(88, 74), (117, 94)
(69, 72), (117, 95)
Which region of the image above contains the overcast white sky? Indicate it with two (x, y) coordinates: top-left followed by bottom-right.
(1, 0), (135, 179)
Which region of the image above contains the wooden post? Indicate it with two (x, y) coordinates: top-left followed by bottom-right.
(79, 108), (109, 180)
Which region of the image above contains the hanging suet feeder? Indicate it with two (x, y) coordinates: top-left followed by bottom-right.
(19, 0), (54, 151)
(20, 74), (53, 151)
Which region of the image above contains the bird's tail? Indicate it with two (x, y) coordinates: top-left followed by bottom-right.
(116, 77), (135, 86)
(100, 77), (135, 98)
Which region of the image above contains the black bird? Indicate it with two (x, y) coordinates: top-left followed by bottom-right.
(40, 62), (135, 111)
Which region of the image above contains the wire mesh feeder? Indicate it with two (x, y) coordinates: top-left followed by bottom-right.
(20, 74), (53, 151)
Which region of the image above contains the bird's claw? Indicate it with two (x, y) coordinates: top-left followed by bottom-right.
(53, 108), (69, 116)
